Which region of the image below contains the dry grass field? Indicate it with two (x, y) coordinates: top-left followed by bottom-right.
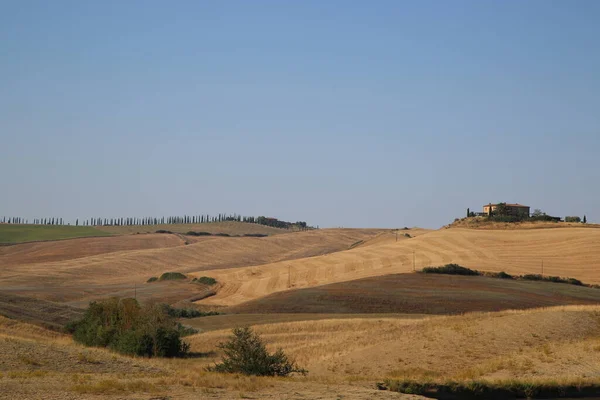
(0, 227), (383, 305)
(3, 223), (600, 399)
(0, 315), (421, 400)
(188, 305), (600, 382)
(7, 305), (600, 399)
(197, 227), (600, 306)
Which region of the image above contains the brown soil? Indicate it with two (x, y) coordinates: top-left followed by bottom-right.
(228, 273), (600, 314)
(0, 233), (186, 266)
(0, 292), (83, 330)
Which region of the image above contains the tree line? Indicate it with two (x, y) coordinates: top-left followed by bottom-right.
(0, 214), (313, 230)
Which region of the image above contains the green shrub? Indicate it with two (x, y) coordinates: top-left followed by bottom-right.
(194, 276), (217, 286)
(214, 233), (230, 237)
(159, 272), (187, 281)
(70, 298), (189, 358)
(404, 233), (411, 238)
(243, 233), (268, 237)
(421, 264), (480, 276)
(208, 327), (307, 376)
(565, 216), (582, 223)
(155, 229), (173, 234)
(186, 231), (212, 236)
(147, 277), (158, 283)
(485, 271), (514, 280)
(160, 304), (220, 319)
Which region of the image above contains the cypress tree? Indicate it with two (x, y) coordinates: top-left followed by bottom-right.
(76, 219), (79, 226)
(467, 208), (470, 218)
(583, 215), (587, 224)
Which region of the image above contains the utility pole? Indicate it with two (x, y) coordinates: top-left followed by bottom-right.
(413, 251), (416, 272)
(395, 230), (398, 242)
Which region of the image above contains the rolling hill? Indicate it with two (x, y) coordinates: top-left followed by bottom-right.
(196, 227), (600, 306)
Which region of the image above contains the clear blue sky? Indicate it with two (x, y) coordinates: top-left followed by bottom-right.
(1, 1), (599, 228)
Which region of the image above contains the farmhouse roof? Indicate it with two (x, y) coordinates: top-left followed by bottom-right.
(483, 203), (530, 208)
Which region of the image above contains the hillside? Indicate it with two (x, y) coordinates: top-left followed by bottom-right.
(197, 227), (600, 306)
(448, 216), (600, 230)
(0, 315), (415, 400)
(228, 273), (600, 314)
(189, 305), (600, 383)
(0, 224), (112, 244)
(0, 228), (384, 304)
(95, 221), (289, 236)
(0, 233), (186, 266)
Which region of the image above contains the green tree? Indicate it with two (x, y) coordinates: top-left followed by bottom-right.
(467, 208), (470, 218)
(209, 327), (306, 377)
(583, 215), (587, 224)
(495, 203), (508, 216)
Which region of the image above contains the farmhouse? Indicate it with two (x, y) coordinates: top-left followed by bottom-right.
(483, 203), (530, 218)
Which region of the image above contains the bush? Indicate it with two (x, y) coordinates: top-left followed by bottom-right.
(159, 272), (187, 281)
(193, 276), (217, 286)
(186, 231), (212, 236)
(565, 216), (582, 223)
(421, 264), (480, 276)
(404, 233), (411, 238)
(160, 304), (220, 319)
(147, 277), (158, 283)
(214, 233), (230, 237)
(243, 233), (268, 237)
(521, 274), (584, 286)
(70, 298), (189, 358)
(208, 327), (307, 376)
(155, 230), (173, 234)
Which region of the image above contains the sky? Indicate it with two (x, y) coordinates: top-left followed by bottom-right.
(1, 1), (599, 228)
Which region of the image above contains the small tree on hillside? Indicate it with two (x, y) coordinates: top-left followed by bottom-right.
(209, 327), (307, 377)
(583, 215), (587, 224)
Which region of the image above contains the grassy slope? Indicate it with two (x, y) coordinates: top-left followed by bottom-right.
(228, 273), (600, 314)
(0, 224), (112, 244)
(95, 221), (289, 236)
(0, 316), (410, 400)
(197, 227), (600, 306)
(189, 305), (600, 383)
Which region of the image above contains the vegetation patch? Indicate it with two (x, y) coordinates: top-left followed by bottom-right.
(186, 231), (212, 236)
(380, 379), (600, 399)
(155, 229), (173, 234)
(243, 233), (268, 237)
(160, 304), (220, 319)
(68, 298), (190, 357)
(422, 264), (480, 276)
(159, 272), (187, 281)
(146, 277), (158, 283)
(422, 264), (590, 288)
(193, 276), (217, 286)
(208, 327), (307, 377)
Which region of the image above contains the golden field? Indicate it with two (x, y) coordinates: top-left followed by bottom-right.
(2, 221), (600, 399)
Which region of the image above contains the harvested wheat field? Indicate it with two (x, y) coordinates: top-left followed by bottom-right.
(196, 227), (600, 306)
(0, 233), (187, 266)
(188, 305), (600, 382)
(0, 315), (422, 400)
(0, 228), (384, 304)
(227, 273), (600, 314)
(95, 221), (290, 236)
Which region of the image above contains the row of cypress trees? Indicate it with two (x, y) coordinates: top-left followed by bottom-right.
(1, 214), (310, 229)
